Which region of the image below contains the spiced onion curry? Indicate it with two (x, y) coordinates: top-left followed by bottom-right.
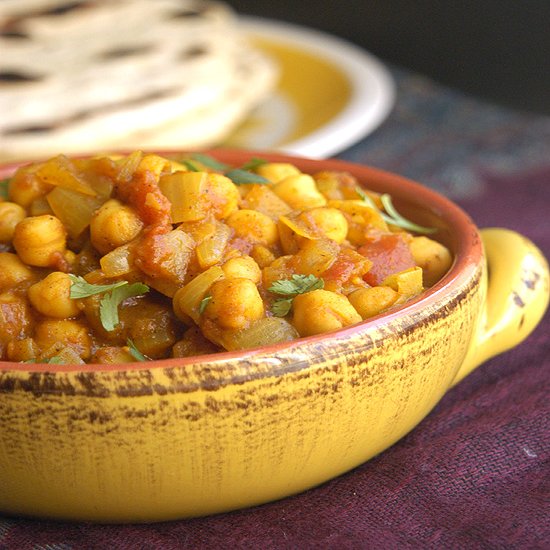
(0, 152), (452, 364)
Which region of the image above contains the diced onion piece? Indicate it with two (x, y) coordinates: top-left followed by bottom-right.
(382, 266), (423, 297)
(196, 221), (232, 268)
(47, 186), (105, 238)
(159, 171), (207, 223)
(117, 150), (143, 181)
(36, 155), (97, 196)
(222, 317), (300, 351)
(243, 185), (292, 219)
(42, 346), (85, 365)
(279, 212), (320, 254)
(279, 213), (319, 240)
(100, 244), (134, 277)
(173, 266), (225, 323)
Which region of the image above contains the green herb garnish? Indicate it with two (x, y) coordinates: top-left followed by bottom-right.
(356, 187), (437, 234)
(179, 154), (270, 185)
(68, 275), (128, 299)
(190, 153), (229, 171)
(224, 169), (271, 185)
(269, 274), (324, 317)
(182, 159), (202, 172)
(0, 178), (10, 200)
(68, 275), (149, 331)
(240, 157), (268, 171)
(99, 282), (149, 331)
(127, 339), (149, 362)
(199, 294), (212, 314)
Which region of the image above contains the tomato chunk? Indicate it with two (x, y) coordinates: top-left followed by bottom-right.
(359, 234), (415, 286)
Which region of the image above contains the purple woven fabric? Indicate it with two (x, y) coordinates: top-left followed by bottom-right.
(1, 70), (549, 550)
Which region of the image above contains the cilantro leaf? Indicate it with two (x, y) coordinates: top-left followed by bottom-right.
(190, 153), (230, 171)
(224, 169), (271, 185)
(0, 178), (9, 200)
(379, 194), (437, 234)
(355, 186), (378, 208)
(239, 157), (268, 171)
(69, 275), (149, 331)
(99, 282), (149, 331)
(355, 186), (437, 235)
(127, 339), (149, 362)
(68, 274), (128, 299)
(182, 159), (201, 172)
(270, 298), (293, 317)
(269, 274), (324, 296)
(269, 274), (324, 317)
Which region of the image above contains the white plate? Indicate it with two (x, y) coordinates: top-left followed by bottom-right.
(226, 17), (395, 158)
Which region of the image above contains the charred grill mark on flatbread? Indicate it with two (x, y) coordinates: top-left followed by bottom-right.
(100, 44), (154, 60)
(37, 1), (92, 16)
(2, 88), (182, 136)
(0, 28), (30, 39)
(0, 71), (42, 83)
(179, 45), (209, 60)
(168, 8), (207, 19)
(0, 1), (93, 28)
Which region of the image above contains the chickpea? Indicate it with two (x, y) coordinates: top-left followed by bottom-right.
(0, 252), (34, 291)
(203, 278), (264, 330)
(279, 207), (349, 254)
(348, 286), (398, 319)
(255, 162), (301, 183)
(12, 215), (67, 268)
(250, 244), (276, 268)
(303, 208), (348, 243)
(7, 338), (39, 362)
(226, 209), (279, 246)
(34, 319), (92, 360)
(292, 289), (362, 337)
(28, 272), (80, 319)
(409, 236), (453, 287)
(222, 256), (261, 283)
(91, 346), (135, 364)
(0, 292), (33, 347)
(137, 154), (171, 179)
(272, 174), (327, 210)
(0, 202), (26, 242)
(204, 174), (240, 219)
(8, 166), (53, 207)
(90, 199), (143, 255)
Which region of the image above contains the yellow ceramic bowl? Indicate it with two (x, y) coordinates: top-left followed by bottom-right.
(0, 151), (548, 522)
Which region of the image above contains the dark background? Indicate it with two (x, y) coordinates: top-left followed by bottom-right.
(228, 0), (550, 115)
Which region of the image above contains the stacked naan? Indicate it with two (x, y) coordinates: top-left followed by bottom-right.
(0, 0), (277, 160)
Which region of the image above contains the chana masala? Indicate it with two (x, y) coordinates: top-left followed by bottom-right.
(0, 152), (452, 364)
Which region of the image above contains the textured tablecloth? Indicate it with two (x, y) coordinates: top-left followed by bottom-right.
(1, 69), (549, 549)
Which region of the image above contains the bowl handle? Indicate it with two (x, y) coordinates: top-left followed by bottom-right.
(452, 228), (549, 385)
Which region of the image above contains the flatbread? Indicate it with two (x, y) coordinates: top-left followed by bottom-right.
(0, 0), (278, 160)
